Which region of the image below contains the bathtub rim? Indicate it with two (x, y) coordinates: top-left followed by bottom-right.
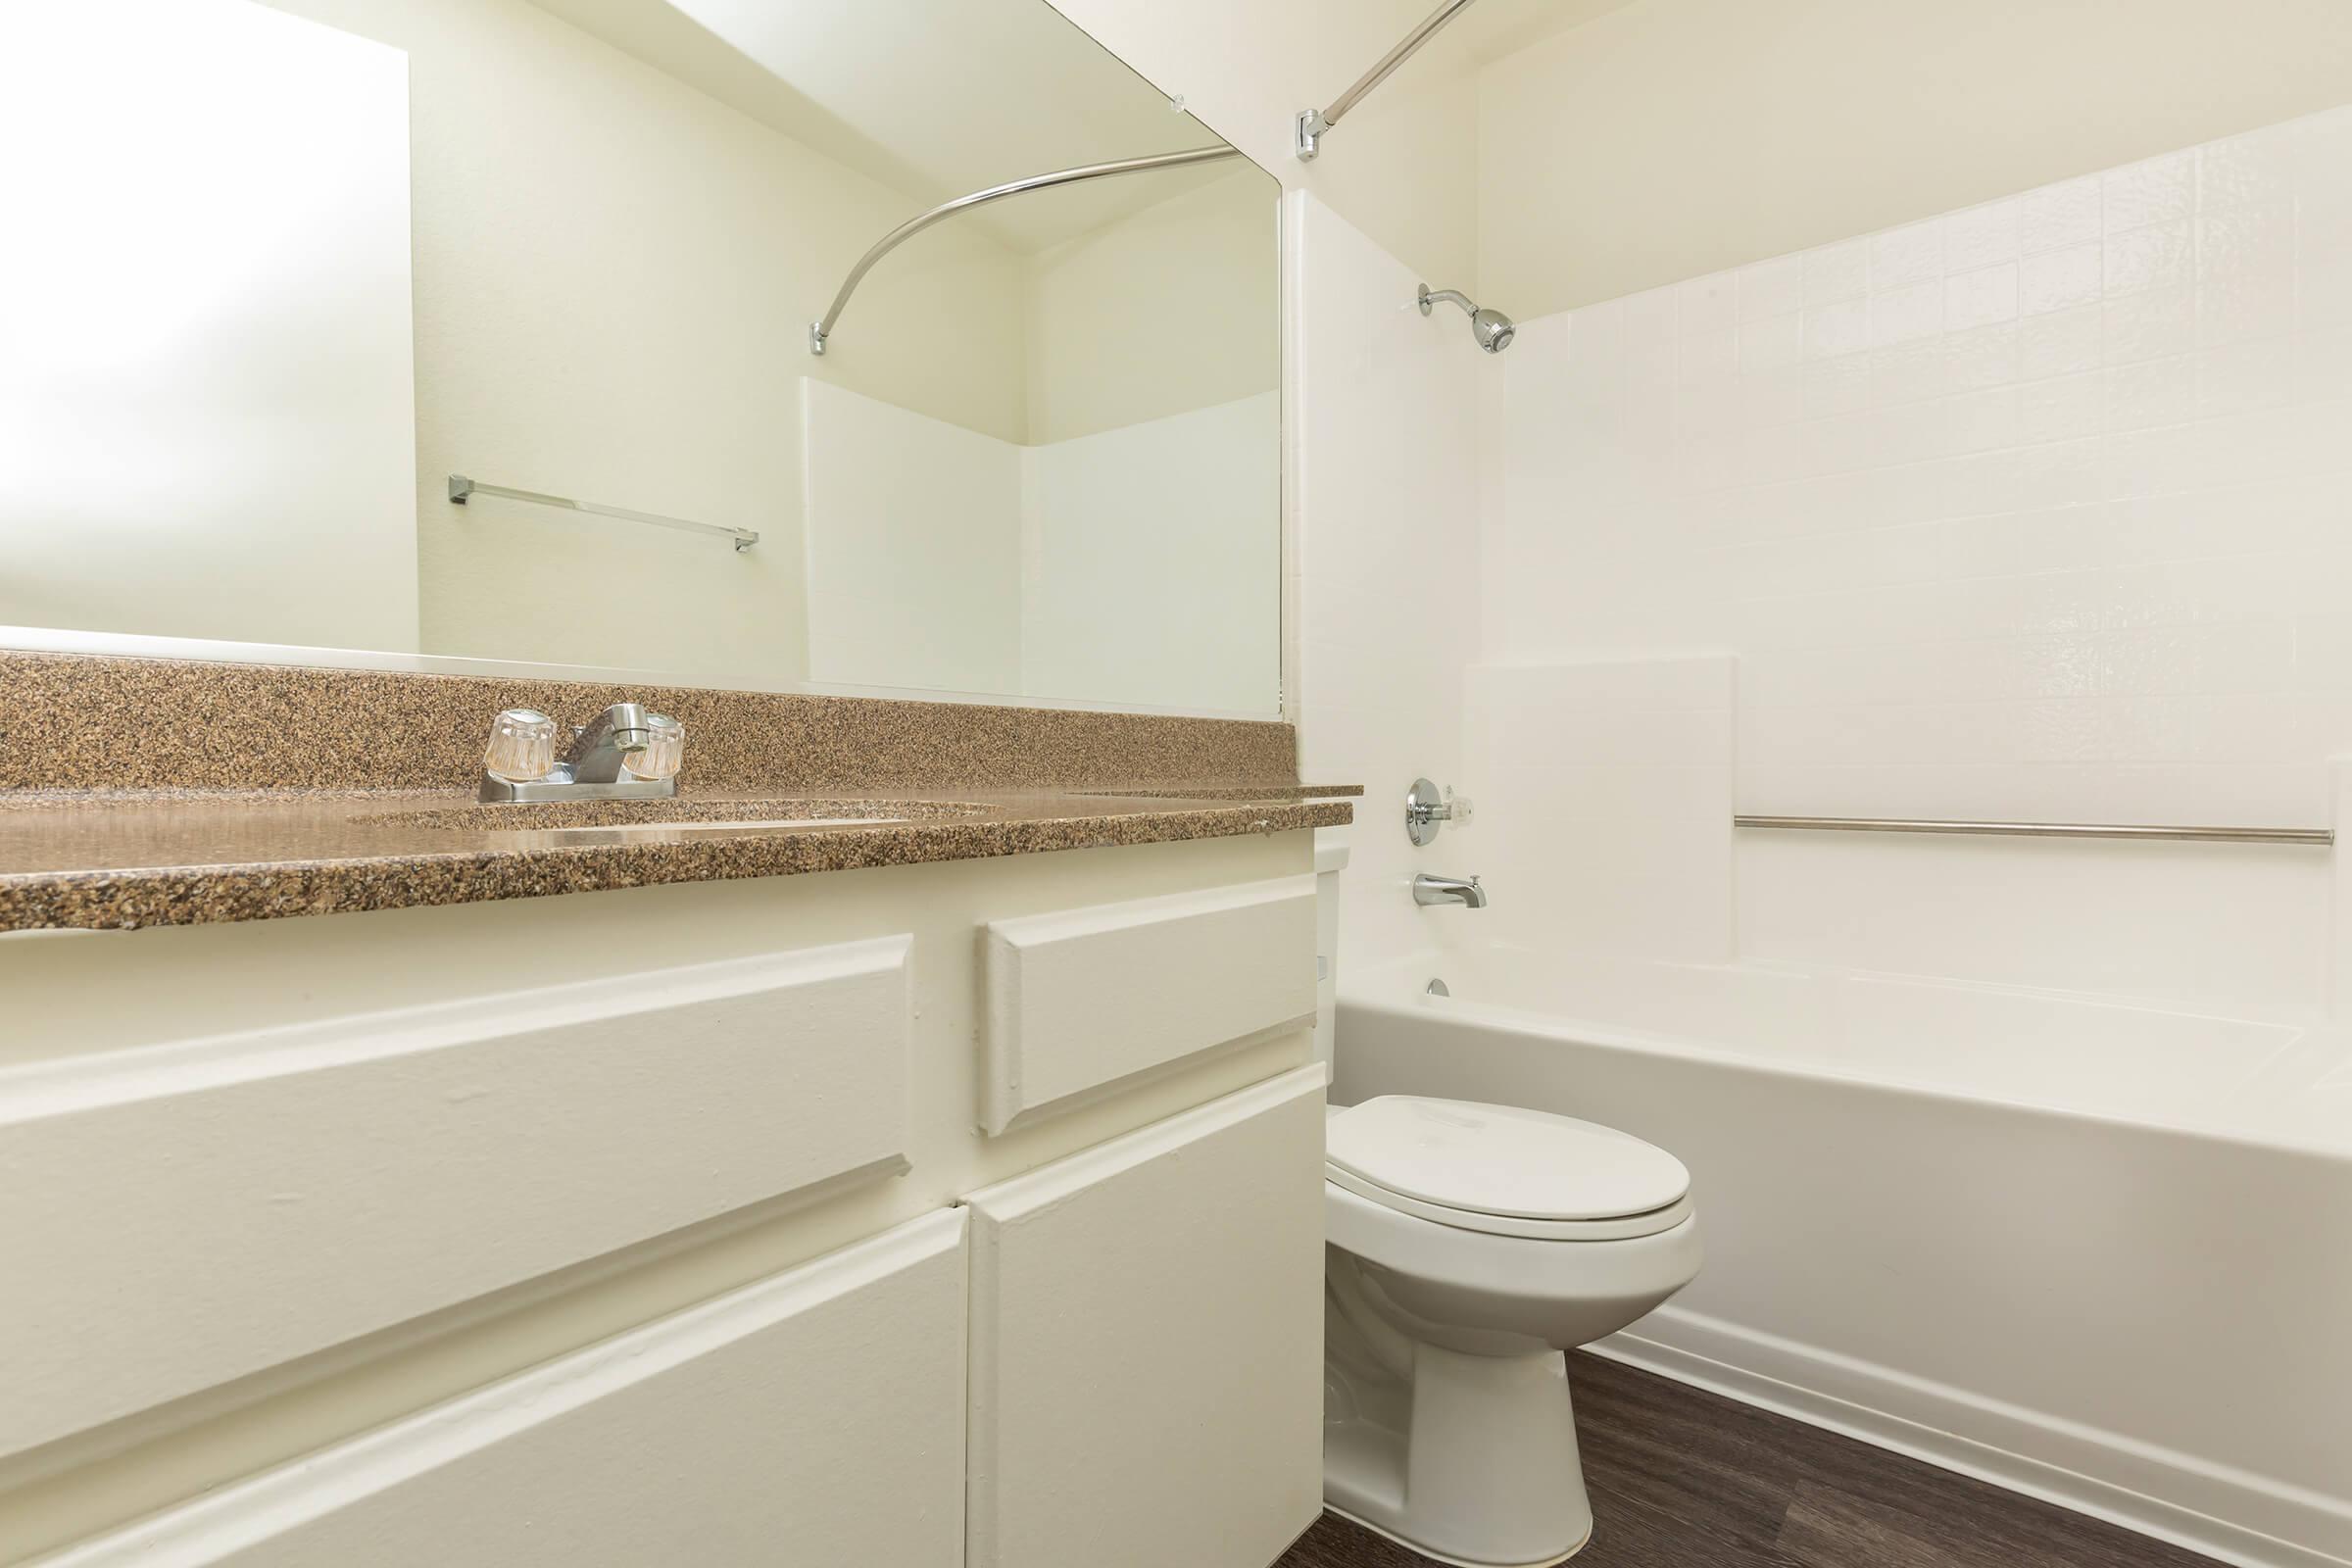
(1339, 960), (2352, 1164)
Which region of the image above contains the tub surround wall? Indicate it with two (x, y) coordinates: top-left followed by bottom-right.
(1288, 194), (1485, 972)
(1463, 656), (1736, 964)
(1479, 103), (2352, 1017)
(801, 381), (1281, 714)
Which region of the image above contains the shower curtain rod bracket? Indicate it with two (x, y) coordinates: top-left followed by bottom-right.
(1294, 0), (1479, 163)
(1294, 108), (1331, 162)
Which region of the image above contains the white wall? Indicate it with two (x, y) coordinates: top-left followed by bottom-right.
(262, 0), (1034, 689)
(1023, 169), (1281, 446)
(1041, 0), (1482, 291)
(1288, 195), (1485, 967)
(1479, 0), (2352, 317)
(1477, 105), (2352, 1016)
(0, 0), (417, 652)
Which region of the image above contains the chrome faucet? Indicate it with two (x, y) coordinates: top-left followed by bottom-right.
(565, 703), (662, 783)
(478, 702), (684, 803)
(1413, 873), (1487, 908)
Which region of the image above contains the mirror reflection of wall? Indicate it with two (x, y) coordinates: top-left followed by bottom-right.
(0, 0), (1282, 716)
(0, 0), (418, 653)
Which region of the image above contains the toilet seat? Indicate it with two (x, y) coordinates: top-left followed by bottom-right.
(1326, 1096), (1692, 1242)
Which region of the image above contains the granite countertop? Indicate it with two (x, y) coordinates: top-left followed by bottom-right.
(0, 783), (1362, 932)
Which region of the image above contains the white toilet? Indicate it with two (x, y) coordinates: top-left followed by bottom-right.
(1320, 1094), (1702, 1567)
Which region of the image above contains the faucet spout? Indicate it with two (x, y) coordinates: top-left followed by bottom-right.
(1413, 873), (1487, 908)
(565, 702), (657, 783)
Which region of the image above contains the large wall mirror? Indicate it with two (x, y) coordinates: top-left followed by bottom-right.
(0, 0), (1282, 716)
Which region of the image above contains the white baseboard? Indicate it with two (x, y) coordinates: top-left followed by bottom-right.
(1590, 1306), (2352, 1568)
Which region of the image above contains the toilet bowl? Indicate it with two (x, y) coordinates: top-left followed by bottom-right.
(1321, 1096), (1702, 1567)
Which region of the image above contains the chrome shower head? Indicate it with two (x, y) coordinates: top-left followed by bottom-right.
(1418, 283), (1516, 353)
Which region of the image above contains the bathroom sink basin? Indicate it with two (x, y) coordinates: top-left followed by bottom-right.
(357, 798), (989, 837)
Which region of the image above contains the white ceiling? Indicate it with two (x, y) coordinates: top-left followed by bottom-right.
(532, 0), (1248, 254)
(530, 0), (1642, 255)
(1439, 0), (1648, 65)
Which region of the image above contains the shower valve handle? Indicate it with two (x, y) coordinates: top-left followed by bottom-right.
(1405, 777), (1473, 845)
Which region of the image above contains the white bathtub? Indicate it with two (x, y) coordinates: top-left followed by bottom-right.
(1334, 946), (2352, 1568)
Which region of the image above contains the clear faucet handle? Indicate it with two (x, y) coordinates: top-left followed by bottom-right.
(483, 708), (559, 782)
(623, 712), (684, 781)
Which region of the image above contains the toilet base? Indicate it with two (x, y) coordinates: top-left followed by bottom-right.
(1324, 1337), (1593, 1568)
(1324, 1502), (1591, 1568)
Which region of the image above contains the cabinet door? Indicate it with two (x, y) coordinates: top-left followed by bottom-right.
(46, 1211), (968, 1568)
(964, 1064), (1327, 1568)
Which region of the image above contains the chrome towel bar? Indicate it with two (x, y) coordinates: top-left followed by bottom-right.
(1733, 815), (2332, 846)
(447, 475), (759, 553)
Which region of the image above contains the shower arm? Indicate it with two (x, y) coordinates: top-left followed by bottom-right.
(1296, 0), (1480, 161)
(808, 144), (1244, 355)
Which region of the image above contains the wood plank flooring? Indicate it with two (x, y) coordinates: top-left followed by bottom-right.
(1274, 1350), (2222, 1568)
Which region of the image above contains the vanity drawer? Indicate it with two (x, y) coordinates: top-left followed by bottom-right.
(0, 937), (912, 1460)
(41, 1210), (968, 1567)
(978, 874), (1317, 1135)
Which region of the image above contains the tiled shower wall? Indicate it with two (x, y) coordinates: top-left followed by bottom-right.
(1483, 105), (2352, 1011)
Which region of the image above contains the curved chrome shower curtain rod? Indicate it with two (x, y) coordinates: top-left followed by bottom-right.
(808, 143), (1243, 356)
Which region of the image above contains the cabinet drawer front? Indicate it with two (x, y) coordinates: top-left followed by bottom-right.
(980, 875), (1316, 1134)
(964, 1065), (1328, 1568)
(0, 938), (912, 1459)
(42, 1210), (968, 1568)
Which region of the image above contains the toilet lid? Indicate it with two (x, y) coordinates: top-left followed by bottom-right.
(1325, 1096), (1690, 1223)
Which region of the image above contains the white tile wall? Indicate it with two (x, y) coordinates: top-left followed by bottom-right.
(1493, 104), (2352, 833)
(1477, 106), (2352, 1011)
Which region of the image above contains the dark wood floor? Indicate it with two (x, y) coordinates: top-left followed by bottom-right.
(1275, 1351), (2220, 1568)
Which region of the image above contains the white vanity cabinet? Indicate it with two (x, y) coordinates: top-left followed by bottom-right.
(0, 832), (1326, 1568)
(965, 1066), (1327, 1568)
(45, 1213), (972, 1568)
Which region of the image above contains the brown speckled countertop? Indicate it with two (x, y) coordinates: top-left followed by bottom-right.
(0, 649), (1360, 931)
(0, 785), (1360, 932)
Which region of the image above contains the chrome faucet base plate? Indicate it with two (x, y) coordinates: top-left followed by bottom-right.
(477, 775), (679, 805)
